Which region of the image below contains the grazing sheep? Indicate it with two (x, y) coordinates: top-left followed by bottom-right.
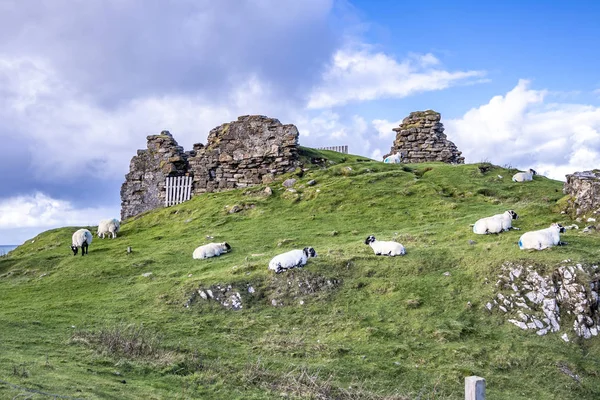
(268, 247), (317, 274)
(518, 223), (567, 250)
(472, 210), (519, 234)
(71, 229), (93, 256)
(192, 242), (231, 259)
(364, 235), (405, 256)
(512, 169), (537, 182)
(97, 218), (120, 239)
(383, 152), (402, 164)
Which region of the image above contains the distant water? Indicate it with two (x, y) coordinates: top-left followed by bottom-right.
(0, 245), (18, 255)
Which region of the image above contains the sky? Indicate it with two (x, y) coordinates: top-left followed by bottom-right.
(1, 0), (600, 244)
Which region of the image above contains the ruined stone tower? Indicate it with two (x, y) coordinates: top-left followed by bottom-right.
(385, 110), (464, 164)
(120, 115), (300, 220)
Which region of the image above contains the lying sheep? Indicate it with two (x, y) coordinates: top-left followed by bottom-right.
(383, 152), (402, 164)
(518, 223), (566, 250)
(71, 229), (93, 256)
(268, 247), (317, 274)
(472, 210), (519, 234)
(512, 169), (537, 182)
(97, 218), (120, 239)
(192, 242), (231, 259)
(365, 235), (405, 256)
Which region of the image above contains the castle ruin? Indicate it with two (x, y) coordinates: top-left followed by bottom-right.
(120, 115), (300, 220)
(384, 110), (464, 164)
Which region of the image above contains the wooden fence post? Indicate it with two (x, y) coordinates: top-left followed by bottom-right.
(465, 376), (485, 400)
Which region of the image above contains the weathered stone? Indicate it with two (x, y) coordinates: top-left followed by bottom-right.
(283, 178), (297, 188)
(564, 170), (600, 217)
(120, 115), (301, 220)
(384, 110), (464, 164)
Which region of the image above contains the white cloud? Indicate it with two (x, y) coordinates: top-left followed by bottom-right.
(294, 111), (375, 155)
(307, 48), (486, 109)
(0, 57), (291, 182)
(445, 80), (600, 180)
(0, 192), (118, 231)
(372, 118), (402, 140)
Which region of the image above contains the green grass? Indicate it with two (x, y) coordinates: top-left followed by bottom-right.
(2, 149), (600, 399)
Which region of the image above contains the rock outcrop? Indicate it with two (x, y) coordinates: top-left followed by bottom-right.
(120, 116), (300, 220)
(563, 170), (600, 217)
(489, 261), (600, 340)
(385, 110), (464, 164)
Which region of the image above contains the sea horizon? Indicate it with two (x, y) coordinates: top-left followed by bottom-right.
(0, 245), (18, 255)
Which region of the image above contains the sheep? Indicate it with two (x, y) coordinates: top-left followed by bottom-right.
(518, 223), (567, 250)
(383, 152), (402, 164)
(97, 218), (120, 239)
(472, 210), (519, 234)
(364, 235), (405, 256)
(192, 242), (231, 259)
(268, 247), (317, 274)
(512, 169), (537, 182)
(71, 229), (93, 256)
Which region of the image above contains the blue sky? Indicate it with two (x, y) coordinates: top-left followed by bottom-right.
(1, 0), (599, 244)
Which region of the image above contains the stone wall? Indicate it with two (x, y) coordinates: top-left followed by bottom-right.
(188, 115), (299, 193)
(384, 110), (464, 164)
(563, 170), (600, 217)
(120, 131), (189, 221)
(120, 116), (300, 220)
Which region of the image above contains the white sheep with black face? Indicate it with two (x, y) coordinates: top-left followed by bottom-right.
(472, 210), (519, 234)
(268, 247), (317, 274)
(364, 235), (405, 256)
(518, 223), (567, 250)
(512, 169), (537, 182)
(71, 229), (93, 256)
(192, 242), (231, 259)
(97, 218), (120, 239)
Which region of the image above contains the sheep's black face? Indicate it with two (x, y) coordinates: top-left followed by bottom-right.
(530, 169), (538, 175)
(224, 242), (231, 250)
(557, 224), (566, 233)
(509, 210), (518, 220)
(308, 247), (317, 258)
(71, 245), (78, 256)
(365, 235), (376, 245)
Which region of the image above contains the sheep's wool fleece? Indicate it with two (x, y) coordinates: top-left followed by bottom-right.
(72, 229), (93, 247)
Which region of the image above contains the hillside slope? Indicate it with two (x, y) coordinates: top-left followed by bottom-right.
(2, 148), (600, 399)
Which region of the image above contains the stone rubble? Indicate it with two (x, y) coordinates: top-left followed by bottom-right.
(185, 283), (249, 310)
(383, 110), (464, 164)
(490, 261), (600, 339)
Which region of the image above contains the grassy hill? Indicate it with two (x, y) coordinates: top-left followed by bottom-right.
(2, 148), (600, 399)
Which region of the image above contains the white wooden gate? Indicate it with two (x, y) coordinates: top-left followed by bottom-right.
(165, 176), (193, 207)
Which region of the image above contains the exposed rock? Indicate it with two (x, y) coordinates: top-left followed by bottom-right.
(121, 116), (300, 220)
(267, 269), (342, 307)
(185, 283), (248, 310)
(490, 262), (600, 340)
(383, 110), (464, 164)
(307, 179), (317, 186)
(564, 170), (600, 218)
(283, 178), (297, 188)
(228, 205), (242, 214)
